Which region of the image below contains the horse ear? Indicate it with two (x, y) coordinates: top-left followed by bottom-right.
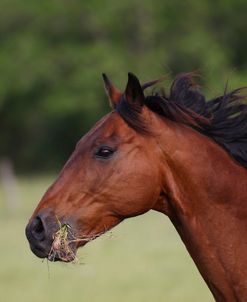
(102, 73), (122, 108)
(125, 72), (145, 110)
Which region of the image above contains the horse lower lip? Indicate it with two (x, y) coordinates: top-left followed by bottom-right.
(30, 244), (49, 258)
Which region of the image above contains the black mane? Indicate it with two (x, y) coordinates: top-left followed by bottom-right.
(116, 73), (247, 168)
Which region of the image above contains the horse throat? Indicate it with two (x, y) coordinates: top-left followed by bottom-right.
(154, 121), (247, 302)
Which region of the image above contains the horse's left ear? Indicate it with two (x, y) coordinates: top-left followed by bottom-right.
(125, 72), (145, 111)
(102, 73), (122, 108)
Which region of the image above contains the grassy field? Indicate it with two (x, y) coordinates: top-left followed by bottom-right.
(0, 175), (213, 302)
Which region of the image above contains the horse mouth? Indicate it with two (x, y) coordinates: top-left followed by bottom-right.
(47, 224), (95, 262)
(47, 229), (107, 262)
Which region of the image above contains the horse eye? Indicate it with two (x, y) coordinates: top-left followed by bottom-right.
(95, 146), (115, 159)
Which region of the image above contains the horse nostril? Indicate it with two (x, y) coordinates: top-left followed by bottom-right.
(31, 216), (46, 241)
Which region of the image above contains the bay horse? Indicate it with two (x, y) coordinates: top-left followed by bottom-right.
(26, 72), (247, 301)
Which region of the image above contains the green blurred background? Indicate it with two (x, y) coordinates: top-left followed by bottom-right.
(0, 0), (246, 301)
(1, 0), (247, 172)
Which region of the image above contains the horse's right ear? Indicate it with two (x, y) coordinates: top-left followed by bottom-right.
(102, 73), (122, 108)
(124, 72), (145, 111)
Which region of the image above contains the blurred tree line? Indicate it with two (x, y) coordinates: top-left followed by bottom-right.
(0, 0), (246, 172)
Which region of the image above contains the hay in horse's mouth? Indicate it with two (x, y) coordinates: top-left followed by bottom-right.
(48, 222), (112, 263)
(48, 223), (77, 262)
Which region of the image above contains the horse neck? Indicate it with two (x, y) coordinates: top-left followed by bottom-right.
(154, 118), (247, 301)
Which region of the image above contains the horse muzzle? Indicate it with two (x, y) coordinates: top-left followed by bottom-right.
(25, 209), (78, 262)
